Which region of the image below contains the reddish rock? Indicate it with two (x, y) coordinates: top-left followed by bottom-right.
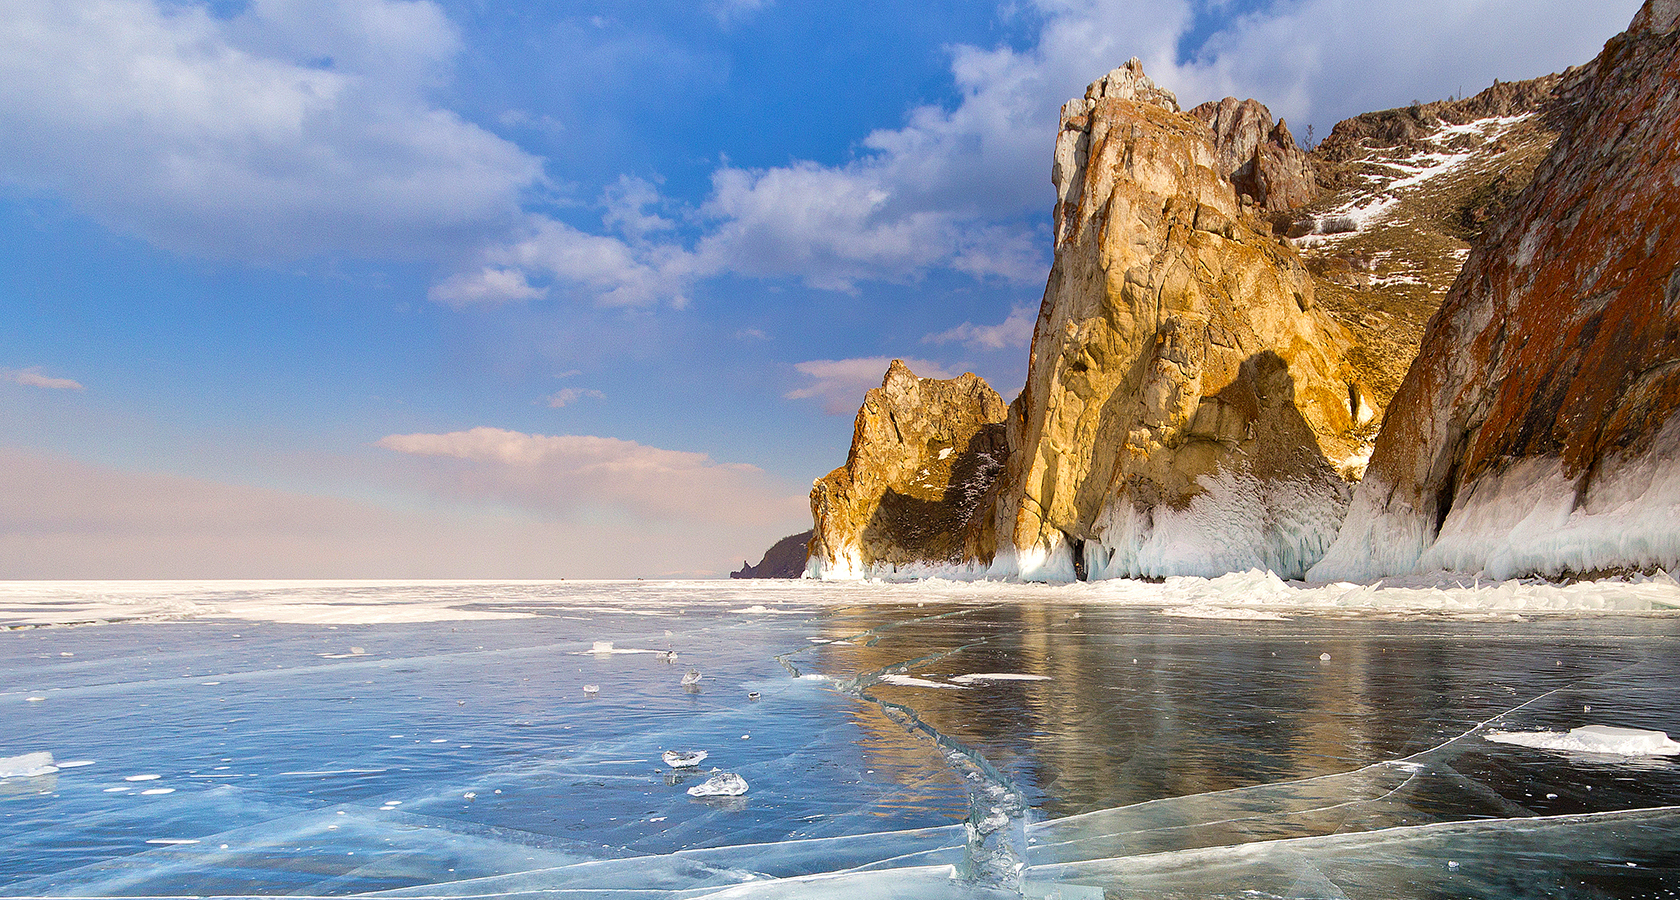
(1310, 0), (1680, 580)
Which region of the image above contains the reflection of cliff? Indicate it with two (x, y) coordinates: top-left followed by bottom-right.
(817, 604), (1504, 821)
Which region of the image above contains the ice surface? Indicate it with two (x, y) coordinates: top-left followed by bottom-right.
(688, 772), (750, 797)
(1485, 724), (1680, 756)
(3, 579), (1679, 899)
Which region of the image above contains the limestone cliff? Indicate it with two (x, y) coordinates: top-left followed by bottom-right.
(988, 60), (1365, 581)
(1188, 97), (1316, 213)
(1310, 0), (1680, 581)
(806, 360), (1008, 578)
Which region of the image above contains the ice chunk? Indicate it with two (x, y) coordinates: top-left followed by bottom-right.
(687, 772), (749, 797)
(1485, 725), (1680, 756)
(0, 751), (57, 778)
(681, 668), (703, 686)
(582, 684), (599, 695)
(663, 750), (709, 768)
(591, 641), (614, 653)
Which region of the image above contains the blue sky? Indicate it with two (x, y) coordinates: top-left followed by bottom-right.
(0, 0), (1641, 578)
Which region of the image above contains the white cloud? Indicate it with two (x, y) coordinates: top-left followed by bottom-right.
(428, 266), (546, 306)
(0, 446), (803, 578)
(924, 305), (1037, 352)
(461, 215), (699, 308)
(786, 357), (957, 415)
(0, 0), (542, 261)
(546, 387), (604, 408)
(3, 0), (1635, 304)
(601, 175), (675, 240)
(376, 426), (805, 527)
(1165, 0), (1642, 132)
(709, 0), (773, 25)
(6, 367), (85, 391)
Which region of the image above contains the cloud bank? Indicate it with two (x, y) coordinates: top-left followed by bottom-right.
(376, 426), (806, 528)
(0, 444), (807, 578)
(0, 0), (1638, 307)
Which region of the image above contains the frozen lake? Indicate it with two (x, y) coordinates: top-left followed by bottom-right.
(3, 576), (1680, 898)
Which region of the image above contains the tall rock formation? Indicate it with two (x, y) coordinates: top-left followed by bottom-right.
(806, 361), (1008, 578)
(988, 60), (1367, 581)
(1310, 0), (1680, 581)
(1188, 97), (1316, 212)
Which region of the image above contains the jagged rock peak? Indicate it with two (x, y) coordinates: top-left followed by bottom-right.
(995, 64), (1367, 582)
(806, 360), (1008, 579)
(1188, 96), (1316, 211)
(1631, 0), (1679, 34)
(1073, 57), (1179, 114)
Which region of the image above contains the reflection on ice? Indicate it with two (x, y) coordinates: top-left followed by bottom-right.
(2, 579), (1679, 898)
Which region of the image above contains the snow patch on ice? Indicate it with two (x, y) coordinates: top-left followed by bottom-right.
(1486, 725), (1680, 757)
(879, 674), (965, 689)
(949, 673), (1051, 684)
(0, 752), (57, 778)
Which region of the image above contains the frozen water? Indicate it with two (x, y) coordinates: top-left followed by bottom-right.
(3, 579), (1680, 898)
(688, 771), (750, 797)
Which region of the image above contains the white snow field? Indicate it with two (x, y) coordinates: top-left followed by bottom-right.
(3, 579), (1680, 898)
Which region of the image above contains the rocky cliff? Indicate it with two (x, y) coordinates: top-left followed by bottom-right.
(1188, 97), (1316, 213)
(986, 60), (1366, 581)
(806, 360), (1008, 578)
(1310, 0), (1680, 581)
(731, 530), (812, 579)
(1286, 74), (1570, 439)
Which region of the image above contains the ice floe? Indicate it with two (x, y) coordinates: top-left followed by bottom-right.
(1485, 725), (1680, 757)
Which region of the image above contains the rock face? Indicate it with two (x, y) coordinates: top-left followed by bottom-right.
(1282, 72), (1569, 470)
(988, 60), (1365, 581)
(1188, 97), (1316, 212)
(806, 361), (1008, 578)
(1310, 0), (1680, 581)
(731, 530), (812, 579)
